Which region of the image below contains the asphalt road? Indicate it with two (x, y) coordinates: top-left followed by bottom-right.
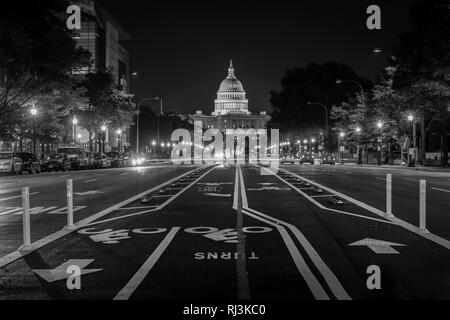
(0, 164), (449, 300)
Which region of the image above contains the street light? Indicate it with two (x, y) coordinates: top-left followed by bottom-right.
(307, 102), (329, 135)
(339, 132), (345, 165)
(377, 121), (383, 165)
(72, 117), (78, 143)
(116, 129), (123, 153)
(101, 125), (107, 153)
(30, 106), (37, 155)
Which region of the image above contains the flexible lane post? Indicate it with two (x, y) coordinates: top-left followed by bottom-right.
(386, 174), (394, 217)
(66, 179), (75, 229)
(420, 180), (429, 233)
(21, 187), (31, 249)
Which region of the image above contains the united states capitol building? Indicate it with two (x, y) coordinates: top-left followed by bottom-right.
(192, 61), (270, 130)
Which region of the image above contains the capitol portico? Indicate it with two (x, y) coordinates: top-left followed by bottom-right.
(193, 60), (270, 131)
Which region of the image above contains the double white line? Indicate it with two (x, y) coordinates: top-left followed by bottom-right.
(237, 165), (351, 300)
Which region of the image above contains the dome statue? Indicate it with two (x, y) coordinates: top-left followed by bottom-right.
(213, 60), (249, 116)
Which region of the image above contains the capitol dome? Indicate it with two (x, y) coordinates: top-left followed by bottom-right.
(213, 60), (249, 116)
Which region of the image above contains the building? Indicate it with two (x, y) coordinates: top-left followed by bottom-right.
(193, 61), (270, 131)
(71, 0), (132, 152)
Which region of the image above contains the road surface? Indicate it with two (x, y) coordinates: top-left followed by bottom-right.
(0, 164), (449, 300)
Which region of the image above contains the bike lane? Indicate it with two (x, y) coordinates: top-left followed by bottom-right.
(242, 165), (450, 299)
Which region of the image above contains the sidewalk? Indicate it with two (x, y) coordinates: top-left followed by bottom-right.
(341, 163), (450, 173)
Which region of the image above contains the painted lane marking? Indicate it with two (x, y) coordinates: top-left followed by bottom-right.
(349, 238), (406, 254)
(310, 194), (335, 198)
(0, 166), (207, 269)
(60, 175), (71, 178)
(375, 177), (386, 181)
(0, 206), (86, 216)
(114, 227), (180, 300)
(0, 192), (40, 202)
(237, 167), (330, 300)
(432, 187), (450, 194)
(32, 259), (102, 283)
(74, 190), (104, 196)
(265, 167), (395, 226)
(84, 167), (217, 227)
(120, 172), (129, 176)
(84, 179), (97, 183)
(279, 167), (450, 251)
(203, 193), (232, 198)
(235, 165), (250, 301)
(241, 166), (351, 301)
(115, 206), (159, 211)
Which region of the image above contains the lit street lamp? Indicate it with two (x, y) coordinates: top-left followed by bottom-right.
(339, 132), (345, 165)
(117, 129), (123, 153)
(408, 114), (417, 167)
(101, 125), (107, 153)
(72, 117), (78, 143)
(30, 106), (37, 155)
(377, 121), (383, 166)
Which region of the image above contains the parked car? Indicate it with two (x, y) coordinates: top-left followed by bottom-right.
(93, 153), (112, 169)
(57, 147), (93, 170)
(321, 152), (337, 165)
(16, 153), (41, 174)
(43, 153), (71, 172)
(106, 151), (124, 168)
(280, 153), (295, 164)
(0, 152), (23, 175)
(122, 152), (132, 167)
(298, 152), (316, 164)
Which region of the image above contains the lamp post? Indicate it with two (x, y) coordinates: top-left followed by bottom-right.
(339, 132), (345, 165)
(377, 121), (383, 166)
(101, 125), (107, 154)
(30, 106), (37, 155)
(72, 117), (78, 144)
(355, 126), (363, 165)
(117, 129), (123, 153)
(408, 114), (417, 166)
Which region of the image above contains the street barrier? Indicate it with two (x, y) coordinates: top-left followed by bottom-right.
(66, 179), (75, 230)
(420, 180), (429, 233)
(386, 174), (394, 217)
(21, 187), (31, 250)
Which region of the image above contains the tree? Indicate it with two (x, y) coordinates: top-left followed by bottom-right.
(270, 62), (372, 150)
(0, 0), (90, 117)
(78, 71), (135, 151)
(392, 0), (450, 166)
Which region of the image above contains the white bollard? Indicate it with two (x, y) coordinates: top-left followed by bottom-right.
(386, 174), (393, 217)
(66, 179), (75, 229)
(419, 180), (429, 233)
(21, 187), (31, 249)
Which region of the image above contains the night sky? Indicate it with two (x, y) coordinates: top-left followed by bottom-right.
(98, 0), (417, 115)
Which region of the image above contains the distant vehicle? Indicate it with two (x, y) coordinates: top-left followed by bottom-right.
(43, 153), (71, 172)
(106, 152), (124, 168)
(0, 152), (23, 175)
(131, 154), (145, 167)
(16, 153), (41, 174)
(299, 152), (316, 165)
(280, 153), (295, 164)
(93, 153), (112, 169)
(321, 152), (337, 165)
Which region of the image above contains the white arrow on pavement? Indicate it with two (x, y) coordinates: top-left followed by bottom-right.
(32, 259), (102, 283)
(349, 238), (406, 254)
(74, 190), (105, 196)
